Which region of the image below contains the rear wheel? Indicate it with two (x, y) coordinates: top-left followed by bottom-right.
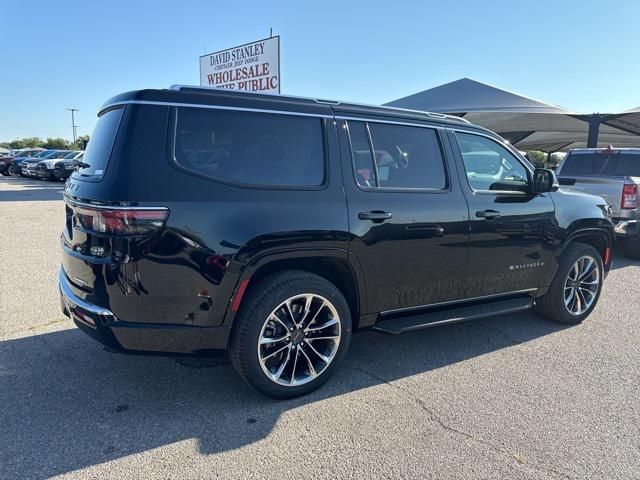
(229, 271), (352, 399)
(8, 165), (20, 176)
(536, 242), (603, 324)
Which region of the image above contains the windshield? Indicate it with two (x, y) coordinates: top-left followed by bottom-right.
(50, 151), (71, 159)
(63, 151), (80, 159)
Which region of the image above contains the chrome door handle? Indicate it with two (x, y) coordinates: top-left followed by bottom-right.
(476, 210), (501, 220)
(358, 211), (393, 223)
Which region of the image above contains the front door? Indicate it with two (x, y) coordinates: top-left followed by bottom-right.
(448, 129), (557, 299)
(338, 117), (470, 314)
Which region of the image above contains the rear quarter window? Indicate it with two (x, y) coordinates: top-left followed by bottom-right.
(74, 107), (124, 179)
(172, 107), (325, 188)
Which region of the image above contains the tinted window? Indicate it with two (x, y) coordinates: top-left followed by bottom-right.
(75, 107), (124, 178)
(174, 108), (325, 187)
(350, 122), (446, 190)
(606, 154), (640, 176)
(456, 133), (529, 193)
(559, 153), (599, 175)
(562, 152), (640, 177)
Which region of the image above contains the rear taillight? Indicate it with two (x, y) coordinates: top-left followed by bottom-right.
(621, 184), (638, 210)
(74, 205), (169, 235)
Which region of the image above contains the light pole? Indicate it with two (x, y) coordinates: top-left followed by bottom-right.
(66, 108), (79, 144)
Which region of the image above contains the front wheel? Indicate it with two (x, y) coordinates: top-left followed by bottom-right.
(229, 271), (352, 399)
(536, 242), (603, 324)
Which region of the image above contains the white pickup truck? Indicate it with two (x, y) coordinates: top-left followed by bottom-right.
(557, 147), (640, 258)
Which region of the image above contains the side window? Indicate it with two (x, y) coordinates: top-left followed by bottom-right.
(346, 121), (447, 190)
(174, 107), (325, 187)
(455, 133), (529, 193)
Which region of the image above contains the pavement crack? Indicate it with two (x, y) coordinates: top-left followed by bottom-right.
(349, 365), (572, 479)
(5, 317), (71, 337)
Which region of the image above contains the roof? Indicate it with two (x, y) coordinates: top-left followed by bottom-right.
(101, 86), (472, 129)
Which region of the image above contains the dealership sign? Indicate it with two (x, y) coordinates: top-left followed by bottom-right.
(200, 36), (280, 93)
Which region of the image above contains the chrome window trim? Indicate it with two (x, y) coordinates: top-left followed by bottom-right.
(380, 288), (538, 316)
(336, 115), (446, 131)
(169, 84), (471, 123)
(100, 100), (332, 119)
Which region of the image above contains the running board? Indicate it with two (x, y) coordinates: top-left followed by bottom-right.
(373, 296), (534, 335)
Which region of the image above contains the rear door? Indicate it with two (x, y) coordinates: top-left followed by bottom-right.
(337, 115), (470, 314)
(448, 129), (557, 298)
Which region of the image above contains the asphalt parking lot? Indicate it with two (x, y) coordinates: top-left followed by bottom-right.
(1, 176), (639, 479)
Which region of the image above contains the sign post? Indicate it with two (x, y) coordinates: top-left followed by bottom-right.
(199, 36), (280, 93)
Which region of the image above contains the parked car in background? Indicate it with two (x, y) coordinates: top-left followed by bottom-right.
(38, 151), (84, 181)
(557, 146), (640, 258)
(23, 150), (72, 178)
(59, 86), (613, 399)
(6, 149), (48, 176)
(53, 151), (84, 181)
(1, 148), (44, 176)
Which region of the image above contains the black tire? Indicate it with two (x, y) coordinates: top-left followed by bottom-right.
(8, 165), (20, 176)
(535, 242), (603, 324)
(623, 238), (640, 260)
(1, 170), (10, 176)
(229, 270), (352, 399)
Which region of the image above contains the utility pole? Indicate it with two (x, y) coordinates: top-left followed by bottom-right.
(66, 108), (79, 144)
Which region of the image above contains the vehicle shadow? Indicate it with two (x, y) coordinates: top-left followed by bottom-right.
(609, 248), (640, 271)
(0, 310), (570, 478)
(0, 177), (64, 202)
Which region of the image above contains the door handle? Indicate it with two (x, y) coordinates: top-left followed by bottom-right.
(476, 209), (501, 220)
(405, 224), (444, 236)
(358, 210), (393, 223)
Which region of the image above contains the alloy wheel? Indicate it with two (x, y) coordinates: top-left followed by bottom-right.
(257, 293), (341, 387)
(564, 255), (600, 316)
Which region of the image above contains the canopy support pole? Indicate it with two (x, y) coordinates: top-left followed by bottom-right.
(587, 115), (602, 148)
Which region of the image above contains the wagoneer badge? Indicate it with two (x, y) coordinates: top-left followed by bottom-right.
(510, 261), (544, 271)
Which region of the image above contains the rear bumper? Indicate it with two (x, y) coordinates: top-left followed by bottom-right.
(59, 268), (230, 353)
(614, 219), (639, 238)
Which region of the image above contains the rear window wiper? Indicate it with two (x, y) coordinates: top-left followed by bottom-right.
(75, 161), (91, 168)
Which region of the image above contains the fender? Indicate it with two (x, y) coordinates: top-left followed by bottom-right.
(220, 246), (368, 330)
(546, 224), (614, 290)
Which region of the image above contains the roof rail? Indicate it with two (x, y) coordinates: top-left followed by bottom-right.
(168, 84), (470, 124)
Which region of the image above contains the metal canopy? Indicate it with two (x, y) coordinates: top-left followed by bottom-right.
(385, 78), (640, 152)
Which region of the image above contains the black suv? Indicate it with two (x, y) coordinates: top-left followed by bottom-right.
(59, 86), (614, 398)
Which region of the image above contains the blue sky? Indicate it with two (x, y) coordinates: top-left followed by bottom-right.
(1, 0), (638, 140)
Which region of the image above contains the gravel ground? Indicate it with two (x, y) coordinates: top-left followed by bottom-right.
(1, 176), (639, 479)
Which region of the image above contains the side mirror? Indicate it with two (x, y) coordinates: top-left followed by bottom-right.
(533, 168), (559, 193)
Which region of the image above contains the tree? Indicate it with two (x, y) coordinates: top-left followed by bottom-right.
(73, 134), (90, 150)
(41, 137), (71, 149)
(6, 137), (44, 149)
(525, 150), (547, 167)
